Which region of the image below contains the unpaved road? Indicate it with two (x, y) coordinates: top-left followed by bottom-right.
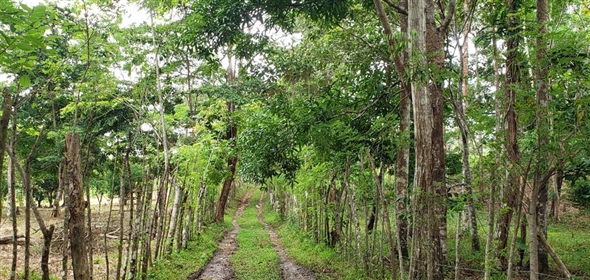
(187, 191), (253, 280)
(257, 194), (317, 280)
(186, 190), (316, 280)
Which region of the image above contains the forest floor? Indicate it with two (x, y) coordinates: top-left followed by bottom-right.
(0, 197), (131, 279)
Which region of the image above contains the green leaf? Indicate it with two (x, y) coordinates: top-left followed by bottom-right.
(19, 75), (30, 87)
(16, 42), (34, 51)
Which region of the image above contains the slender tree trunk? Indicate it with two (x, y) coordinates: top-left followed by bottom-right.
(344, 158), (362, 263)
(122, 157), (134, 280)
(528, 184), (540, 280)
(368, 155), (397, 278)
(141, 171), (154, 280)
(534, 0), (550, 273)
(150, 8), (171, 261)
(167, 177), (183, 252)
(373, 0), (411, 259)
(52, 162), (64, 217)
(129, 179), (144, 280)
(484, 30), (502, 280)
(455, 4), (480, 251)
(214, 57), (238, 224)
(454, 211), (462, 280)
(104, 160), (118, 280)
(0, 89), (11, 223)
(6, 155), (15, 218)
(8, 145), (54, 280)
(8, 110), (18, 280)
(116, 157), (126, 280)
(62, 157), (70, 280)
(67, 133), (90, 280)
(507, 178), (527, 279)
(79, 134), (96, 280)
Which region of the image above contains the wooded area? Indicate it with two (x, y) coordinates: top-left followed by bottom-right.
(1, 0), (590, 279)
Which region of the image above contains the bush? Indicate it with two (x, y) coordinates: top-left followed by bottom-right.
(568, 179), (590, 211)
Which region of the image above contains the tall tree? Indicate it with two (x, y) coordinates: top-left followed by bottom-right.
(531, 0), (549, 276)
(496, 0), (523, 270)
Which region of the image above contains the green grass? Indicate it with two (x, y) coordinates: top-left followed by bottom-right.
(262, 200), (369, 280)
(147, 221), (232, 280)
(547, 213), (590, 277)
(231, 191), (281, 280)
(446, 210), (590, 279)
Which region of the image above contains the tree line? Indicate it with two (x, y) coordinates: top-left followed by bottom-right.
(1, 0), (589, 279)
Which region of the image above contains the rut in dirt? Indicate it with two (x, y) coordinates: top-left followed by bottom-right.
(187, 190), (253, 280)
(257, 194), (317, 280)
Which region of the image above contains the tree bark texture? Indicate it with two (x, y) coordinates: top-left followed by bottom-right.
(496, 0), (522, 269)
(66, 133), (90, 280)
(534, 0), (550, 273)
(407, 1), (440, 278)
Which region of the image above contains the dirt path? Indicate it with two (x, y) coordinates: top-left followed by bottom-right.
(257, 194), (317, 280)
(187, 190), (253, 280)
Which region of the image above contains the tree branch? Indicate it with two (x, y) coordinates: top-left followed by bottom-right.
(440, 0), (456, 31)
(373, 0), (407, 80)
(383, 0), (408, 15)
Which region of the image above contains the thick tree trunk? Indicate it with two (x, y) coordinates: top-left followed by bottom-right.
(66, 133), (90, 280)
(408, 1), (437, 278)
(425, 0), (453, 267)
(496, 0), (522, 269)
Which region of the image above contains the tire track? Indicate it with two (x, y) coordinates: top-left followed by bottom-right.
(187, 190), (253, 280)
(257, 194), (317, 280)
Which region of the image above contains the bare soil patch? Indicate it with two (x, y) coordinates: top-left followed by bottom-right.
(0, 198), (132, 279)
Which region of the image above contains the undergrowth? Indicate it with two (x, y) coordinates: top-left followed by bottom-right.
(146, 189), (245, 280)
(262, 198), (369, 280)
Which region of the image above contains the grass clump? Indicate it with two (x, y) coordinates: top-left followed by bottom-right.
(231, 191), (281, 280)
(147, 221), (232, 280)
